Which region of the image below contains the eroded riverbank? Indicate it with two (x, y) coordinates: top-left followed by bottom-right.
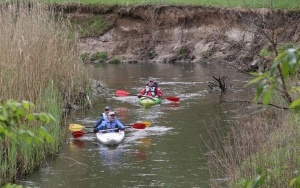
(54, 4), (300, 71)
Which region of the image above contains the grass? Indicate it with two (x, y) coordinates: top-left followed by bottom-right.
(46, 0), (300, 9)
(69, 15), (111, 37)
(205, 107), (300, 187)
(0, 1), (90, 185)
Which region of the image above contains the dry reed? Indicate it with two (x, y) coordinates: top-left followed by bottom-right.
(0, 1), (89, 185)
(205, 108), (300, 188)
(0, 0), (89, 105)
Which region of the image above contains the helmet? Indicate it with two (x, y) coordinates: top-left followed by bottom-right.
(148, 77), (154, 82)
(104, 106), (112, 110)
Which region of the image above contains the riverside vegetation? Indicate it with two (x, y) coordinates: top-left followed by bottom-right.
(0, 1), (89, 186)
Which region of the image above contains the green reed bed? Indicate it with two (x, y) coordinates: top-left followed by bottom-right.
(0, 1), (89, 185)
(48, 0), (300, 9)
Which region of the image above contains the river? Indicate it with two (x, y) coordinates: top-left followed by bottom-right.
(19, 62), (252, 188)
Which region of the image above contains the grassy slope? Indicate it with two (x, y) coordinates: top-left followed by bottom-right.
(48, 0), (300, 9)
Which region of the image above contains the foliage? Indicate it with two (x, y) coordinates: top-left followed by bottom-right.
(2, 183), (23, 188)
(178, 46), (188, 59)
(109, 56), (121, 64)
(244, 168), (300, 188)
(290, 171), (300, 187)
(243, 167), (266, 188)
(80, 52), (90, 63)
(90, 51), (108, 63)
(247, 48), (300, 111)
(69, 15), (110, 37)
(0, 100), (55, 187)
(0, 100), (54, 143)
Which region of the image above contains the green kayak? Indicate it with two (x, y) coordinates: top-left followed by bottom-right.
(138, 96), (161, 107)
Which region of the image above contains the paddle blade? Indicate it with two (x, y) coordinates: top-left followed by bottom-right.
(69, 124), (85, 132)
(131, 123), (146, 129)
(135, 121), (151, 127)
(116, 90), (130, 96)
(142, 121), (151, 127)
(166, 96), (180, 102)
(72, 131), (86, 138)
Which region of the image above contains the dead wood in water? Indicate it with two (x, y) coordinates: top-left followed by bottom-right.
(208, 76), (227, 93)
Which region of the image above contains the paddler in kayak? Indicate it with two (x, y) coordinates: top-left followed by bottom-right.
(93, 106), (123, 132)
(94, 111), (126, 133)
(137, 77), (163, 98)
(93, 106), (112, 129)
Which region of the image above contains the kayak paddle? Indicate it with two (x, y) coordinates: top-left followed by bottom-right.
(72, 129), (118, 138)
(69, 124), (92, 132)
(115, 89), (180, 102)
(71, 123), (146, 138)
(125, 123), (146, 129)
(72, 131), (94, 138)
(69, 122), (151, 132)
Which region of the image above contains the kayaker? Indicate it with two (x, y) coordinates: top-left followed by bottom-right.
(93, 106), (113, 128)
(94, 111), (126, 133)
(137, 77), (163, 98)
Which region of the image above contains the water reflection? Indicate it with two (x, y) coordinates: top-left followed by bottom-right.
(133, 137), (152, 162)
(115, 107), (129, 119)
(70, 139), (85, 150)
(97, 145), (124, 171)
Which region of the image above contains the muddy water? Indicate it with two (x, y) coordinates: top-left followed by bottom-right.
(19, 63), (252, 187)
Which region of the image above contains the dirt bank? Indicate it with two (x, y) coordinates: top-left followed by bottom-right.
(55, 4), (300, 71)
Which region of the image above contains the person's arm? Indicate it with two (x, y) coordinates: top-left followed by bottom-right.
(156, 87), (163, 98)
(137, 88), (146, 98)
(93, 121), (105, 133)
(140, 88), (146, 95)
(94, 116), (104, 128)
(116, 120), (126, 130)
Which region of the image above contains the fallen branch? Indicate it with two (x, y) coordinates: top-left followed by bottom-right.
(222, 99), (289, 110)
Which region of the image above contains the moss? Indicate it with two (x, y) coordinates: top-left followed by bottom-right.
(69, 15), (111, 37)
(109, 56), (121, 64)
(90, 51), (108, 63)
(80, 52), (90, 63)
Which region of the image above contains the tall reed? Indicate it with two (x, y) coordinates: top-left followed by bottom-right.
(0, 1), (89, 185)
(0, 0), (89, 104)
(205, 108), (300, 187)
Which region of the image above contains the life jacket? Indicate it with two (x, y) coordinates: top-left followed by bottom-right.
(104, 120), (118, 132)
(102, 113), (109, 121)
(145, 82), (158, 96)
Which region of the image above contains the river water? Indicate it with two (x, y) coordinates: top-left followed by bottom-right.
(19, 62), (252, 188)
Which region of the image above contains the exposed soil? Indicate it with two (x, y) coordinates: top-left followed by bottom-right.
(55, 4), (300, 71)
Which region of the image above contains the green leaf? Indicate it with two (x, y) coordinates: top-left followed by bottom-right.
(21, 101), (33, 111)
(0, 108), (8, 121)
(255, 81), (265, 100)
(34, 113), (51, 123)
(244, 180), (253, 188)
(26, 114), (35, 121)
(281, 60), (289, 79)
(290, 178), (297, 187)
(262, 87), (272, 105)
(289, 99), (300, 109)
(270, 60), (279, 75)
(295, 106), (300, 112)
(247, 76), (264, 85)
(39, 126), (53, 143)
